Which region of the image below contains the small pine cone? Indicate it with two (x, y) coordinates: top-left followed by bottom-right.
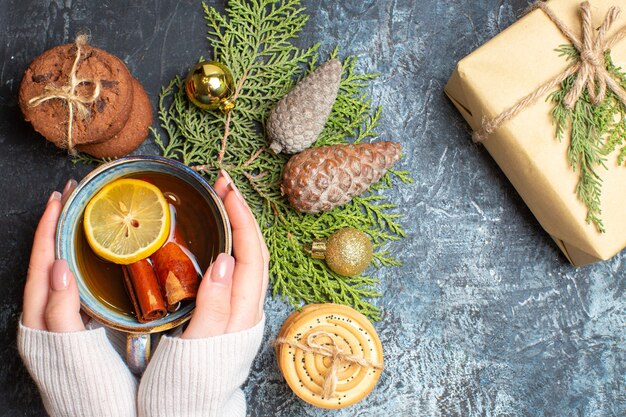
(266, 59), (342, 154)
(281, 142), (402, 214)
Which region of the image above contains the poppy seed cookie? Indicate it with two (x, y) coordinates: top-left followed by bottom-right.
(19, 41), (134, 148)
(76, 78), (152, 158)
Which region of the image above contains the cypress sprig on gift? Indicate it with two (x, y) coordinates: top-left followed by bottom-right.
(150, 0), (412, 320)
(549, 44), (626, 233)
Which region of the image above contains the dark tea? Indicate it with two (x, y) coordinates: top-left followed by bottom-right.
(75, 172), (218, 319)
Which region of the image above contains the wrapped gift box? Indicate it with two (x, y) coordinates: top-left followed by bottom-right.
(445, 0), (626, 266)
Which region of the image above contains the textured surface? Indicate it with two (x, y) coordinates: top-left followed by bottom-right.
(0, 1), (624, 416)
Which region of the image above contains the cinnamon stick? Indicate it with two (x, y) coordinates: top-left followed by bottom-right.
(122, 259), (167, 323)
(150, 232), (200, 312)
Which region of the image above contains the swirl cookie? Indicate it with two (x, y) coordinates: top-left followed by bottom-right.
(276, 304), (384, 409)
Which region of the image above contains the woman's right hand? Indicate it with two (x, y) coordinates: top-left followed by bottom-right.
(181, 170), (269, 338)
(22, 179), (84, 332)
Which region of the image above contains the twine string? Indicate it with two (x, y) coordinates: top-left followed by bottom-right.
(473, 1), (626, 143)
(276, 331), (383, 399)
(28, 34), (102, 154)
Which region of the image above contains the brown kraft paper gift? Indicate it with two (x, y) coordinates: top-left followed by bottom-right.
(445, 0), (626, 266)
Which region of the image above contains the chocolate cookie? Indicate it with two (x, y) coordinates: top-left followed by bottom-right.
(19, 40), (134, 148)
(77, 78), (152, 158)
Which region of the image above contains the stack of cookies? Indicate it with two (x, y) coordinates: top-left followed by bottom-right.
(275, 303), (384, 409)
(19, 36), (152, 158)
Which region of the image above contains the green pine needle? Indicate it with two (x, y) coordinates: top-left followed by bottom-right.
(549, 45), (626, 233)
(150, 0), (412, 320)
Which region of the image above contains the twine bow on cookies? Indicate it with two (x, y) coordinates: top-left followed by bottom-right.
(28, 34), (101, 154)
(275, 331), (383, 399)
(473, 1), (626, 143)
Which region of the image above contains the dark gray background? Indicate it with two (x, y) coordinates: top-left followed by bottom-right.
(1, 1), (624, 416)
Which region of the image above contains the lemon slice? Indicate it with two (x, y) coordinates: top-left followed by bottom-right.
(84, 178), (171, 265)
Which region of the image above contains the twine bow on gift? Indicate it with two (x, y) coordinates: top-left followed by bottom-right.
(275, 331), (383, 399)
(28, 34), (101, 154)
(473, 1), (626, 142)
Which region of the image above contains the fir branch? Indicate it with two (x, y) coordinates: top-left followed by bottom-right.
(72, 154), (112, 165)
(389, 168), (414, 185)
(602, 54), (626, 165)
(151, 0), (410, 319)
(372, 250), (403, 268)
(548, 46), (626, 233)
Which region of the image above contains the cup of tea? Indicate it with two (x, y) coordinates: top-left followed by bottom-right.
(56, 155), (232, 374)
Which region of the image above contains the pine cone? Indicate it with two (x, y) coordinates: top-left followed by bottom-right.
(266, 59), (342, 154)
(281, 142), (402, 214)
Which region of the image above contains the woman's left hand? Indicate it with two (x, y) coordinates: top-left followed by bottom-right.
(22, 179), (85, 332)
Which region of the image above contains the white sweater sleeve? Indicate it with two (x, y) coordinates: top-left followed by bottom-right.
(138, 315), (266, 417)
(17, 321), (138, 417)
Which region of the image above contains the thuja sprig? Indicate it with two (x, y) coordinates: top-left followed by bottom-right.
(151, 0), (412, 320)
(549, 44), (626, 233)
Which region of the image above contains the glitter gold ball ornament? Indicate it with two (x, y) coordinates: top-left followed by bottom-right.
(185, 61), (236, 112)
(307, 228), (373, 276)
(275, 303), (384, 409)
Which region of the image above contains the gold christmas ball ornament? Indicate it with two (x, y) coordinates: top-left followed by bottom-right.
(306, 228), (373, 276)
(185, 61), (236, 112)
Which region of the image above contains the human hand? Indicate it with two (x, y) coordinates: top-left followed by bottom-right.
(22, 179), (84, 332)
(181, 170), (269, 338)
